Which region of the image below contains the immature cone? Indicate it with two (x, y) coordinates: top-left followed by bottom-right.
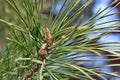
(38, 43), (48, 60)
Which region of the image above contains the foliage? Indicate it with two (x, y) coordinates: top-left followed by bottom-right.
(0, 0), (120, 80)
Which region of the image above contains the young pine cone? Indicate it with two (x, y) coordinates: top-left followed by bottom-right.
(38, 43), (48, 60)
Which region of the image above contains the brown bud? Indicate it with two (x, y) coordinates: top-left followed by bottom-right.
(38, 43), (48, 60)
(45, 27), (52, 43)
(45, 27), (54, 48)
(25, 69), (33, 79)
(33, 63), (40, 73)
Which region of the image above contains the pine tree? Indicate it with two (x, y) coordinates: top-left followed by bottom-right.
(0, 0), (120, 80)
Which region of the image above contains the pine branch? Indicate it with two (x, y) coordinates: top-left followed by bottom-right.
(23, 27), (54, 80)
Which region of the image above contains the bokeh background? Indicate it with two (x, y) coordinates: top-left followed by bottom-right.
(0, 0), (120, 80)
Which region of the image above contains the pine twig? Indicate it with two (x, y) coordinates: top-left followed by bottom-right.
(23, 27), (54, 80)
